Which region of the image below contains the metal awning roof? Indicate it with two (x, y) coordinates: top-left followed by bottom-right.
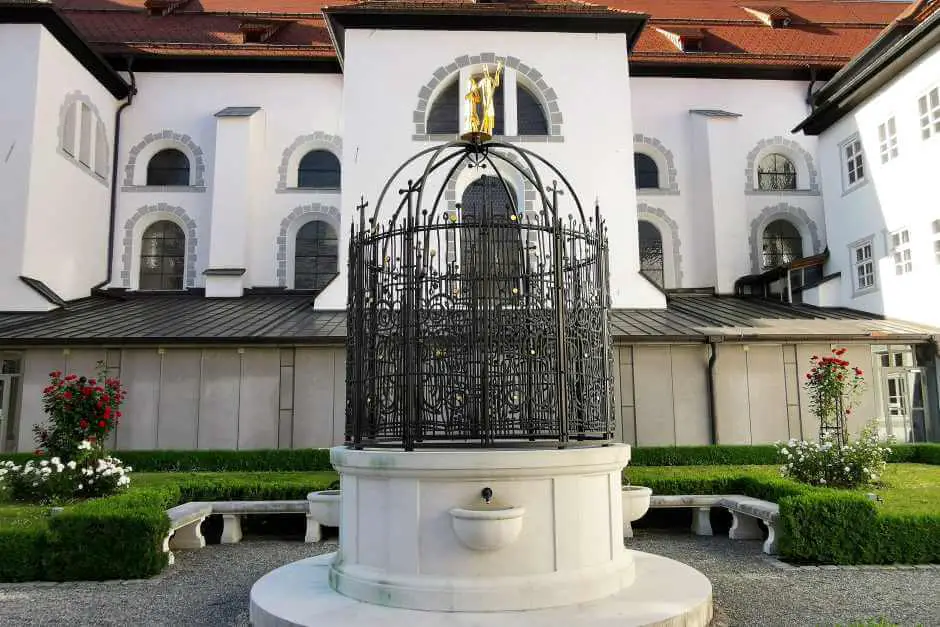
(0, 291), (936, 346)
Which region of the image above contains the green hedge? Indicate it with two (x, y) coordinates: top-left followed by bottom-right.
(3, 444), (939, 470)
(0, 518), (47, 582)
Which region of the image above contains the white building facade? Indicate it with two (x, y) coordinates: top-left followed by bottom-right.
(1, 0), (938, 452)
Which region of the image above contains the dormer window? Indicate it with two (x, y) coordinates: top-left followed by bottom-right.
(654, 27), (706, 53)
(239, 20), (288, 44)
(144, 0), (192, 17)
(742, 6), (792, 28)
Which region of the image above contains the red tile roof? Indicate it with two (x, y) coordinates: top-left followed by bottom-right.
(49, 0), (914, 69)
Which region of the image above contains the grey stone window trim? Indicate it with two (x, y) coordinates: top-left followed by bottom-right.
(276, 203), (342, 287)
(747, 203), (823, 274)
(744, 137), (819, 194)
(276, 132), (343, 193)
(121, 203), (198, 288)
(637, 203), (683, 288)
(123, 131), (206, 188)
(57, 91), (109, 186)
(633, 135), (679, 194)
(413, 54), (564, 139)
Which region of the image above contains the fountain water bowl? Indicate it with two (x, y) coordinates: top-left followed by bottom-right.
(450, 500), (525, 551)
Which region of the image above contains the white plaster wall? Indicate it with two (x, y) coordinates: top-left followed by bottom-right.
(0, 26), (45, 311)
(338, 29), (664, 309)
(20, 27), (118, 302)
(114, 72), (343, 290)
(631, 77), (823, 290)
(817, 46), (940, 327)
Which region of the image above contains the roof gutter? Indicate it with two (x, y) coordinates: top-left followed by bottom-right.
(93, 57), (137, 292)
(793, 7), (940, 134)
(706, 337), (720, 444)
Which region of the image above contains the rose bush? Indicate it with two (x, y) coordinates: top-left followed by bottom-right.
(777, 423), (890, 489)
(0, 363), (132, 503)
(779, 347), (890, 489)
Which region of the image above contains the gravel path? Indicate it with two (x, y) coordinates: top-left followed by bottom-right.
(1, 530), (937, 626)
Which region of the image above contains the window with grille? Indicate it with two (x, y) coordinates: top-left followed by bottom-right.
(852, 240), (876, 292)
(878, 117), (899, 163)
(427, 80), (460, 134)
(634, 153), (659, 189)
(139, 221), (185, 290)
(761, 220), (803, 269)
(757, 153), (796, 190)
(517, 85), (548, 135)
(637, 220), (664, 287)
(298, 150), (341, 189)
(460, 175), (523, 299)
(843, 137), (865, 187)
(147, 149), (190, 186)
(295, 221), (339, 290)
(890, 229), (912, 275)
(918, 87), (940, 140)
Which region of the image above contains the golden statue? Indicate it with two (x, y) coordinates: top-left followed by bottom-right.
(462, 61), (503, 139)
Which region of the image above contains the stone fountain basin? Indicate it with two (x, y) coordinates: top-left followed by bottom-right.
(449, 502), (526, 551)
(622, 486), (653, 523)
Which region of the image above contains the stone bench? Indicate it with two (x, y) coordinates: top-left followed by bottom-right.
(648, 494), (735, 537)
(211, 500), (318, 544)
(164, 502), (212, 565)
(716, 496), (780, 555)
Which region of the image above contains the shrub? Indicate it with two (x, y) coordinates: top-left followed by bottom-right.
(1, 444), (132, 503)
(630, 445), (779, 466)
(45, 486), (177, 581)
(99, 448), (334, 472)
(804, 347), (865, 446)
(0, 518), (47, 582)
(778, 423), (890, 489)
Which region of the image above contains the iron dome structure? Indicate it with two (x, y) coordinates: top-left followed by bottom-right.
(345, 139), (615, 450)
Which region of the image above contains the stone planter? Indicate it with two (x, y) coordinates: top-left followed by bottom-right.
(621, 485), (653, 538)
(449, 503), (526, 551)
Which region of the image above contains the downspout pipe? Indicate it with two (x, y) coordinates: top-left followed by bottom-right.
(93, 56), (137, 292)
(706, 337), (720, 444)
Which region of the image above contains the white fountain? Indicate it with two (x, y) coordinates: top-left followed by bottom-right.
(250, 139), (712, 627)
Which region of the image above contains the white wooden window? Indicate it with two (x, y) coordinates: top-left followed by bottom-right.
(918, 87), (940, 140)
(889, 229), (912, 275)
(78, 103), (92, 167)
(853, 240), (875, 291)
(61, 103), (77, 156)
(933, 220), (940, 264)
(878, 117), (898, 163)
(842, 137), (865, 188)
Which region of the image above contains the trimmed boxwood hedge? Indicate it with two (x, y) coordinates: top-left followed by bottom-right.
(0, 474), (337, 582)
(2, 444), (938, 470)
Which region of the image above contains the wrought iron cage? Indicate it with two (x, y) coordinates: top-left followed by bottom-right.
(345, 139), (615, 450)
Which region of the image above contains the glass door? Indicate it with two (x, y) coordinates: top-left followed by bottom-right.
(884, 373), (911, 442)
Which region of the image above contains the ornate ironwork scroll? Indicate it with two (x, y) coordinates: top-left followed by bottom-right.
(346, 139), (614, 450)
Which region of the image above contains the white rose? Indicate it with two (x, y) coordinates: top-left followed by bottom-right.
(67, 461), (77, 470)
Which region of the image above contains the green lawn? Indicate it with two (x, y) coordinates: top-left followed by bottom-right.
(869, 464), (940, 516)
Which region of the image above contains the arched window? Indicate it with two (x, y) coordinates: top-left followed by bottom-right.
(638, 220), (664, 287)
(427, 81), (460, 135)
(517, 85), (548, 135)
(757, 154), (797, 190)
(147, 149), (190, 186)
(761, 219), (803, 269)
(460, 175), (522, 300)
(634, 153), (659, 189)
(139, 221), (185, 290)
(298, 150), (341, 189)
(295, 221), (338, 290)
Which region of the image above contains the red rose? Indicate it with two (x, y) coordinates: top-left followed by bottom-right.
(89, 379), (96, 386)
(63, 391), (73, 401)
(65, 374), (77, 381)
(98, 420), (106, 428)
(79, 420), (89, 429)
(102, 395), (110, 403)
(104, 406), (112, 419)
(116, 411), (122, 418)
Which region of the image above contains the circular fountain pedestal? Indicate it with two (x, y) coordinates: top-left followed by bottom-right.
(328, 444), (635, 612)
(249, 444), (713, 626)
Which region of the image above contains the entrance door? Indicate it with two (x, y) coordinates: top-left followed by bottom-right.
(883, 370), (929, 443)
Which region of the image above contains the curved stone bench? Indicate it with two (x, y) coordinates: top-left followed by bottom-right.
(648, 494), (735, 537)
(165, 502), (212, 565)
(212, 500), (315, 544)
(716, 496), (779, 555)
